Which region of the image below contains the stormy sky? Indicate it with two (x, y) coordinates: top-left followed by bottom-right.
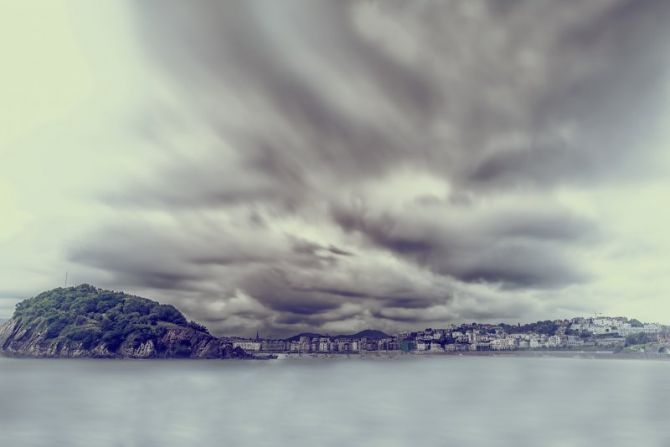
(2, 0), (670, 337)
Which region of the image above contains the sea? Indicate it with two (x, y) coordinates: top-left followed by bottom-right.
(0, 355), (669, 447)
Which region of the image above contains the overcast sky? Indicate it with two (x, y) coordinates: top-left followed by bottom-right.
(1, 0), (670, 337)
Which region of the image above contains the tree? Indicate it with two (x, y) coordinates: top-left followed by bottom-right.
(625, 332), (652, 346)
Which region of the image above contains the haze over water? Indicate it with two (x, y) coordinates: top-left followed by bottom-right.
(1, 356), (668, 447)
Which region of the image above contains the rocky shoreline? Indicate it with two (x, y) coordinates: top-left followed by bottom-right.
(0, 318), (248, 359)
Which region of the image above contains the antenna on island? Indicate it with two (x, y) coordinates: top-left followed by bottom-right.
(64, 271), (68, 288)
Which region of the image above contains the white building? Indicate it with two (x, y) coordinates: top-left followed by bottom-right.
(547, 335), (563, 347)
(318, 338), (330, 352)
(416, 341), (429, 351)
(232, 340), (261, 352)
(430, 342), (444, 352)
(644, 324), (660, 334)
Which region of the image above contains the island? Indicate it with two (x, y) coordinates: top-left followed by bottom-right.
(0, 284), (248, 359)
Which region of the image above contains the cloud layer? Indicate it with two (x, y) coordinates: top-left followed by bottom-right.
(61, 0), (670, 336)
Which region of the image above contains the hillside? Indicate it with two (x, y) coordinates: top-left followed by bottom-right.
(339, 329), (390, 340)
(0, 284), (245, 359)
(286, 329), (391, 341)
(285, 332), (326, 342)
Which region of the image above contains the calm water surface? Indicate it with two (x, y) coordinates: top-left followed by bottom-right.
(1, 355), (669, 446)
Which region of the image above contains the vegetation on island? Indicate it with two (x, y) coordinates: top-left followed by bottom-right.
(624, 332), (654, 347)
(10, 284), (209, 352)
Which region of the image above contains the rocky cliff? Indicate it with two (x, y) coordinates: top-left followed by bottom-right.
(0, 285), (246, 359)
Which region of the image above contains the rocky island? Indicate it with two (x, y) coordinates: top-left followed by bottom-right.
(0, 284), (246, 359)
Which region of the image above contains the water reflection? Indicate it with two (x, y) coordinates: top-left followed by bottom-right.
(1, 356), (669, 446)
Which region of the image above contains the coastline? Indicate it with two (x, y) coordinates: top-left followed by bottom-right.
(272, 350), (670, 361)
(2, 349), (668, 361)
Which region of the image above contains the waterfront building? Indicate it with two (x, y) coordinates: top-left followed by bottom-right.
(232, 340), (261, 352)
(261, 340), (287, 352)
(399, 339), (416, 352)
(430, 342), (444, 352)
(476, 341), (491, 351)
(318, 338), (330, 353)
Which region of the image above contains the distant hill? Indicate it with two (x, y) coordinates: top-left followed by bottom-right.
(285, 329), (391, 341)
(0, 284), (245, 359)
(285, 332), (324, 342)
(337, 329), (390, 340)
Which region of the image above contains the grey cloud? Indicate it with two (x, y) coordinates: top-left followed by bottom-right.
(121, 0), (670, 211)
(331, 200), (596, 289)
(238, 267), (343, 315)
(68, 215), (454, 335)
(69, 229), (206, 291)
(326, 245), (354, 257)
(466, 0), (670, 188)
(236, 259), (454, 319)
(65, 0), (670, 334)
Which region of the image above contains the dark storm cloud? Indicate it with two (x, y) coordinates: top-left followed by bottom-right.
(331, 200), (596, 289)
(67, 215), (453, 335)
(237, 267), (343, 314)
(226, 258), (453, 319)
(69, 226), (210, 291)
(466, 0), (670, 188)
(69, 220), (344, 289)
(118, 0), (670, 209)
(113, 1), (432, 212)
(67, 0), (670, 334)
